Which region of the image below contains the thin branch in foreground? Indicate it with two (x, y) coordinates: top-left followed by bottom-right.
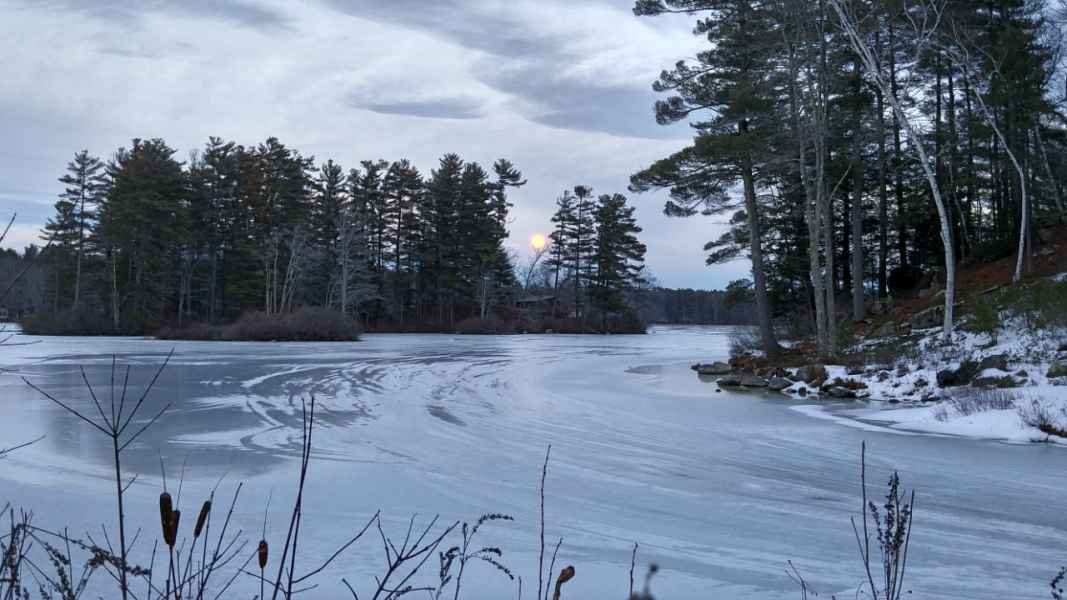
(537, 444), (551, 600)
(0, 435), (45, 460)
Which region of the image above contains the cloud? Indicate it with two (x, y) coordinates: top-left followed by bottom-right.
(0, 0), (739, 289)
(353, 97), (485, 120)
(20, 0), (290, 30)
(323, 0), (698, 139)
(481, 67), (683, 139)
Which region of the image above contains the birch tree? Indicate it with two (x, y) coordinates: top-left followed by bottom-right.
(829, 0), (957, 342)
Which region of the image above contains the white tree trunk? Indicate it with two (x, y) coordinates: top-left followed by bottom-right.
(1034, 128), (1066, 218)
(955, 62), (1027, 282)
(830, 0), (956, 343)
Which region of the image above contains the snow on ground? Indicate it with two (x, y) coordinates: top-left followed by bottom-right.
(784, 315), (1067, 444)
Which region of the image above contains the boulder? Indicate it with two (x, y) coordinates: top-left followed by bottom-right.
(768, 377), (793, 392)
(909, 306), (943, 330)
(972, 375), (1017, 389)
(796, 364), (828, 384)
(826, 377), (867, 391)
(977, 354), (1010, 373)
(796, 386), (809, 397)
(695, 362), (732, 376)
(740, 375), (769, 388)
(936, 359), (982, 388)
(828, 386), (858, 399)
(936, 368), (964, 388)
(1048, 361), (1067, 379)
(717, 375), (742, 388)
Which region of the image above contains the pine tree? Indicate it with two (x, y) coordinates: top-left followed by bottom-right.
(416, 155), (451, 323)
(569, 185), (596, 319)
(350, 160), (389, 319)
(382, 159), (423, 322)
(248, 137), (313, 315)
(633, 0), (782, 355)
(41, 191), (79, 311)
(590, 193), (647, 330)
(96, 139), (187, 331)
(546, 190), (576, 317)
(309, 160), (346, 307)
(57, 150), (105, 309)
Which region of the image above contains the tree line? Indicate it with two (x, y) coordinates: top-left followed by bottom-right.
(35, 138), (524, 332)
(632, 0), (1065, 355)
(29, 137), (659, 333)
(636, 287), (756, 325)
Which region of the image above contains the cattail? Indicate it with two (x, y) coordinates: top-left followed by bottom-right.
(164, 510), (181, 547)
(257, 540), (269, 569)
(552, 565), (575, 600)
(194, 500), (211, 538)
(159, 492), (174, 544)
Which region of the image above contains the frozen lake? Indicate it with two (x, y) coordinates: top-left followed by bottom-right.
(1, 326), (1065, 598)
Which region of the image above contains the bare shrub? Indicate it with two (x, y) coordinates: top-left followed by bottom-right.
(454, 317), (516, 335)
(852, 442), (914, 600)
(159, 307), (361, 342)
(20, 305), (117, 336)
(728, 326), (762, 357)
(946, 388), (1017, 416)
(1018, 397), (1067, 438)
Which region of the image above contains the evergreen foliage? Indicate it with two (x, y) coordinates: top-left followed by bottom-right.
(30, 141), (527, 334)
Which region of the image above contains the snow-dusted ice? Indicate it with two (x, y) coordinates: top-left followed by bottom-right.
(2, 326), (1066, 599)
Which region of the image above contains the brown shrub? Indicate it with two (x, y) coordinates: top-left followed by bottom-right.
(158, 307), (360, 342)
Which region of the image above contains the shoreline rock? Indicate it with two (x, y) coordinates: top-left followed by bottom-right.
(692, 361), (732, 376)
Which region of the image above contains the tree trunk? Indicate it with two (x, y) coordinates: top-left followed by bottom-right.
(850, 59), (865, 321)
(875, 27), (889, 299)
(889, 18), (908, 268)
(111, 250), (120, 331)
(959, 62), (1028, 283)
(741, 151), (778, 356)
(1034, 128), (1066, 219)
(74, 194), (85, 310)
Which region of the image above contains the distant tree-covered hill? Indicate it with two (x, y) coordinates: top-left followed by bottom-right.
(636, 287), (754, 325)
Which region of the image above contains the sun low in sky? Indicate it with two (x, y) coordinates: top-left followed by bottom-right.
(530, 233), (547, 251)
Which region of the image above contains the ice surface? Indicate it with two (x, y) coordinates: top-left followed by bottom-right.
(2, 326), (1067, 599)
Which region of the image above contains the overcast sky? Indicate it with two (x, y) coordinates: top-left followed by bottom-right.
(0, 0), (750, 289)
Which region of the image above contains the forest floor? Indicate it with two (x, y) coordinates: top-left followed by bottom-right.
(718, 223), (1067, 444)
